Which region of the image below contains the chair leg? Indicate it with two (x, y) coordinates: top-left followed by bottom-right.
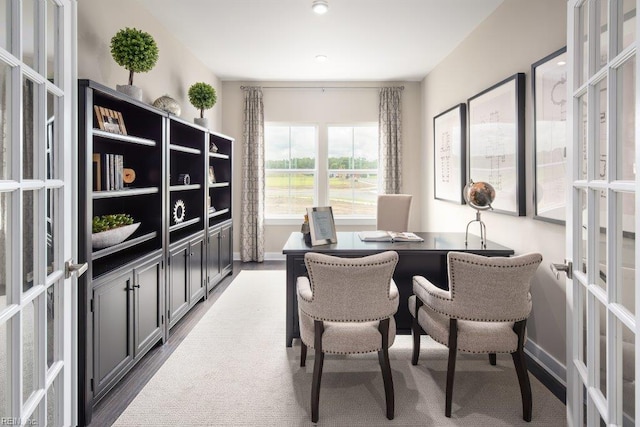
(378, 318), (395, 420)
(311, 320), (325, 423)
(412, 298), (424, 366)
(489, 353), (496, 366)
(445, 318), (458, 418)
(300, 341), (307, 367)
(512, 320), (532, 422)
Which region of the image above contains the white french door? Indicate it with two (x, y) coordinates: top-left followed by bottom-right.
(0, 1), (77, 426)
(566, 0), (638, 425)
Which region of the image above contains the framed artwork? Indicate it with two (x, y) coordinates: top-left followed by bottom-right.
(433, 103), (466, 203)
(532, 47), (567, 224)
(468, 72), (526, 216)
(306, 206), (337, 246)
(94, 106), (127, 135)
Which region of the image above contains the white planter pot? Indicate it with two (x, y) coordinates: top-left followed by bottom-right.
(194, 117), (208, 129)
(116, 84), (143, 101)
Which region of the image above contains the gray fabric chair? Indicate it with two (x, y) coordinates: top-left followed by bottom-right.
(377, 194), (412, 232)
(297, 251), (399, 422)
(408, 251), (542, 422)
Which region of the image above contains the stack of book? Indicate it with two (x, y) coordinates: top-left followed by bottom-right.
(93, 153), (124, 191)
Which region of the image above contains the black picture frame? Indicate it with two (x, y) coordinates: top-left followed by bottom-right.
(467, 73), (526, 216)
(433, 103), (466, 204)
(532, 47), (567, 224)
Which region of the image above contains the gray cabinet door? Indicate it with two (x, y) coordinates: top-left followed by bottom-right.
(220, 224), (232, 274)
(93, 270), (134, 399)
(189, 236), (205, 304)
(134, 255), (164, 357)
(207, 228), (221, 291)
(168, 241), (190, 327)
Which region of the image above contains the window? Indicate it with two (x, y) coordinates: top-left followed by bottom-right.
(265, 123), (379, 219)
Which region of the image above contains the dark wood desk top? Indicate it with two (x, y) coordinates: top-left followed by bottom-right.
(282, 231), (514, 256)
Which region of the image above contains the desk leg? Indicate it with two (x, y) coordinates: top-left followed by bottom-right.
(286, 256), (295, 347)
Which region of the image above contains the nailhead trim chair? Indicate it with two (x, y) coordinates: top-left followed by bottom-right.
(377, 194), (412, 232)
(408, 251), (543, 421)
(297, 251), (399, 422)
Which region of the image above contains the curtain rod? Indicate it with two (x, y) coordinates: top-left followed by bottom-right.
(240, 85), (404, 90)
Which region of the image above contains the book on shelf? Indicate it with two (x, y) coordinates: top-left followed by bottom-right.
(357, 230), (424, 242)
(94, 153), (124, 191)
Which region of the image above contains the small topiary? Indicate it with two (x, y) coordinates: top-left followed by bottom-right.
(188, 82), (217, 118)
(110, 27), (159, 86)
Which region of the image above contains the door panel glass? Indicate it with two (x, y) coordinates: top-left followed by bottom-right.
(596, 190), (607, 291)
(0, 319), (7, 414)
(46, 0), (58, 83)
(46, 374), (60, 426)
(22, 0), (36, 70)
(23, 77), (37, 180)
(580, 283), (587, 365)
(595, 79), (608, 180)
(598, 0), (609, 71)
(23, 190), (37, 293)
(579, 2), (589, 86)
(46, 283), (57, 368)
(0, 0), (8, 52)
(579, 94), (589, 180)
(618, 191), (635, 315)
(579, 189), (588, 275)
(620, 319), (635, 425)
(621, 0), (636, 52)
(23, 299), (35, 403)
(46, 91), (57, 180)
(0, 191), (9, 311)
(594, 297), (607, 399)
(46, 189), (56, 276)
(617, 58), (636, 181)
(0, 61), (11, 181)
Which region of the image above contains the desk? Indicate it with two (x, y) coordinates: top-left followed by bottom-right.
(282, 231), (514, 347)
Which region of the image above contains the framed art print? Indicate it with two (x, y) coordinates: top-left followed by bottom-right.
(532, 47), (567, 224)
(306, 206), (337, 246)
(94, 106), (127, 135)
(433, 103), (466, 203)
(468, 73), (526, 216)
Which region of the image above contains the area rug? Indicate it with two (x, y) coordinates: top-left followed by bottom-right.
(113, 270), (566, 426)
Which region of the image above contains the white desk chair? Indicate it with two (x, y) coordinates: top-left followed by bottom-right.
(377, 194), (412, 232)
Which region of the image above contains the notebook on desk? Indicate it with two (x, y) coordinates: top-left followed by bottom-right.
(357, 230), (424, 242)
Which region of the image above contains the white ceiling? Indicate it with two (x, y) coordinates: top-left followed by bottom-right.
(136, 0), (504, 82)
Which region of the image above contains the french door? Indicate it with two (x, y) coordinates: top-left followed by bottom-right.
(0, 1), (78, 426)
(566, 0), (638, 425)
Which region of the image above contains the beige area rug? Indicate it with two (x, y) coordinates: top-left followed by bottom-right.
(113, 270), (567, 426)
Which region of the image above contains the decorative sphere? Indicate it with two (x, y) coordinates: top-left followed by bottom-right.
(463, 181), (495, 210)
(153, 95), (181, 116)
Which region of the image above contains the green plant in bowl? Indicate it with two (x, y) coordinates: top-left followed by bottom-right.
(92, 214), (135, 233)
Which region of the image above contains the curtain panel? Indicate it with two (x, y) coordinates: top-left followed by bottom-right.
(379, 87), (403, 194)
(240, 87), (265, 262)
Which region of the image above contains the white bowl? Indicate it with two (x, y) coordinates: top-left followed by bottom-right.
(92, 222), (140, 249)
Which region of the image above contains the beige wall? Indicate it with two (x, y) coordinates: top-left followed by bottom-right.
(423, 0), (568, 367)
(77, 0), (222, 131)
(221, 82), (423, 255)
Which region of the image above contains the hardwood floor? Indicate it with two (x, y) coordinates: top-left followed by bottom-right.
(90, 260), (285, 427)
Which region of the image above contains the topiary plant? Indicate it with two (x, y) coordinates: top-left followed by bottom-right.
(188, 82), (217, 118)
(110, 27), (159, 86)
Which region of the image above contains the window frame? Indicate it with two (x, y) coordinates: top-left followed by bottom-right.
(264, 122), (378, 225)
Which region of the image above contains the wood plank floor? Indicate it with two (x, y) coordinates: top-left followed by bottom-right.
(90, 260), (285, 427)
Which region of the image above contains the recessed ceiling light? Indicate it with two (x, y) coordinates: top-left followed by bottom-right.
(557, 60), (566, 66)
(315, 55), (328, 62)
(312, 0), (328, 15)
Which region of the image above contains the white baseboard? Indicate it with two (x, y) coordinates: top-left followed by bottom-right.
(524, 338), (566, 388)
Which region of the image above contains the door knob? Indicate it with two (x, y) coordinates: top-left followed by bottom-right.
(65, 259), (88, 279)
(550, 260), (573, 280)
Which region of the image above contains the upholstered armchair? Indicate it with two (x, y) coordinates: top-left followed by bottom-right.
(408, 251), (542, 421)
(377, 194), (412, 232)
(296, 251), (399, 422)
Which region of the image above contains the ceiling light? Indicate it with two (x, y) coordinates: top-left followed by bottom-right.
(315, 55), (328, 62)
(312, 0), (328, 15)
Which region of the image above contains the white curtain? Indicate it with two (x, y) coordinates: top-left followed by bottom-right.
(240, 87), (265, 262)
(379, 87), (403, 194)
